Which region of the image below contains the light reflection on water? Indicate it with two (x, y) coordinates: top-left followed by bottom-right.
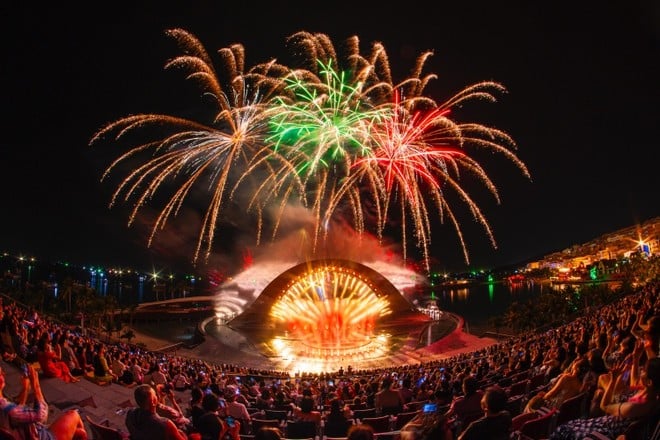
(427, 280), (546, 332)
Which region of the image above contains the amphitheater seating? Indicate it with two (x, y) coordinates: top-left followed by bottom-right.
(85, 415), (128, 440)
(251, 418), (282, 435)
(284, 420), (318, 439)
(554, 391), (588, 427)
(351, 408), (377, 420)
(393, 410), (419, 430)
(513, 409), (557, 440)
(265, 409), (290, 422)
(359, 416), (392, 433)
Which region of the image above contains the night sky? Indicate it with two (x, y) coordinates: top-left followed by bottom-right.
(2, 2), (658, 274)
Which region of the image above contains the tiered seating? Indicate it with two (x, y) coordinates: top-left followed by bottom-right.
(265, 409), (290, 423)
(393, 410), (419, 430)
(85, 415), (128, 440)
(284, 420), (318, 439)
(351, 408), (377, 421)
(359, 415), (391, 433)
(508, 378), (531, 397)
(554, 391), (588, 428)
(251, 418), (282, 434)
(512, 409), (558, 440)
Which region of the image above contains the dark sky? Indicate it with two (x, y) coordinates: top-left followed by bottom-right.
(2, 2), (659, 274)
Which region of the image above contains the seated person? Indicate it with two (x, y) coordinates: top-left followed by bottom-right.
(525, 358), (591, 413)
(444, 375), (485, 434)
(401, 401), (453, 440)
(155, 384), (192, 433)
(125, 384), (187, 440)
(374, 377), (404, 415)
(0, 363), (87, 440)
(458, 385), (512, 440)
(92, 343), (118, 383)
(550, 356), (660, 440)
(322, 397), (353, 438)
(291, 395), (322, 428)
(195, 392), (239, 440)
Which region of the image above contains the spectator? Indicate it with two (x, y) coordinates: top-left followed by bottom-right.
(398, 378), (414, 405)
(550, 356), (660, 439)
(111, 352), (128, 378)
(323, 397), (353, 438)
(150, 362), (170, 387)
(93, 343), (118, 383)
(457, 385), (511, 440)
(130, 357), (145, 385)
(444, 375), (485, 435)
(36, 332), (80, 383)
(347, 423), (375, 440)
(291, 394), (322, 428)
(524, 358), (591, 413)
(195, 392), (228, 440)
(172, 367), (191, 391)
(254, 426), (283, 440)
(75, 341), (95, 374)
(58, 333), (84, 377)
(0, 363), (87, 439)
(225, 387), (251, 428)
(125, 383), (187, 440)
(189, 387), (206, 428)
(155, 384), (192, 432)
(255, 388), (274, 410)
(374, 377), (404, 415)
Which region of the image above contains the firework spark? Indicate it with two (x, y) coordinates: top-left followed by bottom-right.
(92, 29), (529, 271)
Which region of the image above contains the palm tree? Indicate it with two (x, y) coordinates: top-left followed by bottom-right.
(120, 328), (136, 344)
(60, 276), (74, 314)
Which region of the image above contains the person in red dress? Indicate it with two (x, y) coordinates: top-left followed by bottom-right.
(36, 332), (79, 383)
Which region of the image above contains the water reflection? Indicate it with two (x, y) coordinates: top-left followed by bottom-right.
(428, 280), (545, 332)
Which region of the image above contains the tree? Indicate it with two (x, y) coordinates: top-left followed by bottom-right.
(120, 328), (136, 344)
(61, 276), (74, 314)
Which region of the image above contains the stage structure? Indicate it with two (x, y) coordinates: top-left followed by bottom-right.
(221, 259), (432, 373)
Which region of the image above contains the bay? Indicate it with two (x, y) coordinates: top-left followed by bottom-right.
(422, 279), (547, 335)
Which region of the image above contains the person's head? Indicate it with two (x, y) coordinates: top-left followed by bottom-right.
(481, 385), (507, 415)
(134, 384), (158, 412)
(202, 391), (219, 412)
(329, 397), (343, 415)
(190, 386), (203, 404)
(572, 358), (591, 380)
(620, 336), (635, 354)
(462, 376), (479, 396)
(347, 424), (374, 440)
(299, 395), (315, 413)
(254, 426), (282, 440)
(225, 388), (236, 402)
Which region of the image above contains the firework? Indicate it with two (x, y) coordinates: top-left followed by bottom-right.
(91, 29), (529, 271)
(90, 29), (293, 263)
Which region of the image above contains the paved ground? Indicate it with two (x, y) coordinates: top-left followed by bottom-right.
(1, 315), (497, 435)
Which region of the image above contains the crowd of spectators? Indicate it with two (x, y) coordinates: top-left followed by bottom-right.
(0, 278), (657, 440)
